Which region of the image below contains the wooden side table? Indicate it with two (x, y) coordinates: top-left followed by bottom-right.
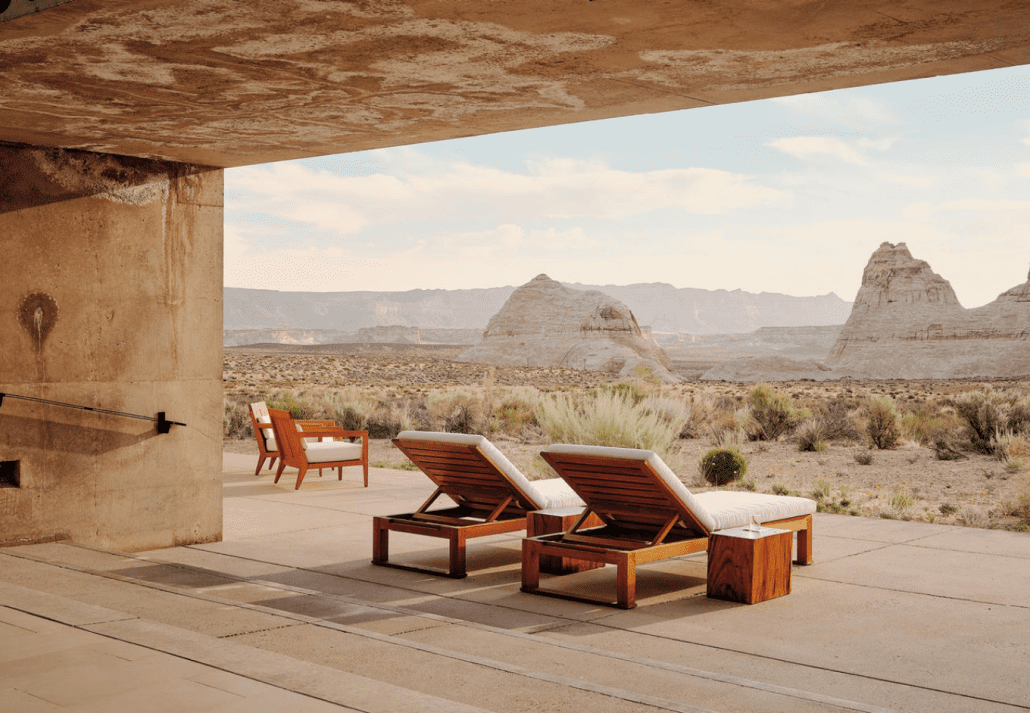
(526, 507), (605, 575)
(707, 526), (792, 604)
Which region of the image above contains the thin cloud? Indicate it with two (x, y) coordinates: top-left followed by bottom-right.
(768, 137), (868, 165)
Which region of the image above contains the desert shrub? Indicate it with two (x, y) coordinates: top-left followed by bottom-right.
(535, 389), (682, 463)
(796, 420), (828, 452)
(640, 395), (692, 439)
(1005, 493), (1030, 524)
(865, 395), (900, 450)
(267, 392), (308, 419)
(710, 427), (747, 453)
(932, 432), (967, 461)
(334, 406), (365, 432)
(1007, 395), (1030, 435)
(814, 398), (862, 441)
(491, 389), (540, 436)
(854, 450), (874, 465)
(810, 477), (831, 500)
(605, 381), (647, 405)
(223, 397), (251, 439)
(365, 399), (417, 439)
(887, 487), (913, 519)
(426, 388), (487, 433)
(445, 404), (476, 434)
(708, 405), (759, 444)
(699, 448), (748, 486)
(993, 431), (1030, 472)
(746, 384), (808, 441)
(953, 388), (1007, 454)
(680, 393), (715, 439)
(901, 409), (964, 446)
(771, 483), (790, 496)
(958, 506), (988, 528)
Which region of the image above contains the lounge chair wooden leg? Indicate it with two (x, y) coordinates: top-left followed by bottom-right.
(255, 454), (266, 476)
(617, 554), (636, 609)
(295, 466), (308, 490)
(363, 460), (368, 487)
(274, 461), (286, 483)
(268, 456), (277, 472)
(522, 539), (541, 591)
(796, 515), (814, 565)
(449, 531), (467, 578)
(372, 518), (389, 565)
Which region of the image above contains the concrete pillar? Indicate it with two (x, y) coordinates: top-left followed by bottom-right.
(0, 142), (223, 551)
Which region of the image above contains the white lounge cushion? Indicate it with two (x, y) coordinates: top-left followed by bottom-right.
(693, 491), (816, 531)
(541, 444), (816, 533)
(542, 444), (719, 532)
(305, 441), (364, 464)
(396, 431), (584, 510)
(257, 413), (276, 450)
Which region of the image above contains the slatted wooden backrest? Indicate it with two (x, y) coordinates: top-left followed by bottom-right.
(541, 451), (710, 536)
(269, 409), (304, 463)
(250, 401), (272, 449)
(393, 437), (540, 514)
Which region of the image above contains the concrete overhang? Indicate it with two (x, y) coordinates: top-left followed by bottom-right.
(1, 0), (1029, 168)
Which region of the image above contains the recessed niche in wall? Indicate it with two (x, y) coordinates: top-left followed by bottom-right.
(0, 461), (20, 488)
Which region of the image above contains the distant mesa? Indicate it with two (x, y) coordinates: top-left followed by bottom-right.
(456, 274), (682, 383)
(824, 242), (1030, 379)
(703, 242), (1030, 381)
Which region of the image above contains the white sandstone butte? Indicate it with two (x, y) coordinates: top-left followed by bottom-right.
(456, 274), (681, 382)
(825, 242), (1030, 379)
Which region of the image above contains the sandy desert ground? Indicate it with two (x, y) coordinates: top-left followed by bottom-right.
(224, 344), (1030, 531)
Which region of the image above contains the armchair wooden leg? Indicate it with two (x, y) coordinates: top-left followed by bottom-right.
(274, 461), (286, 483)
(255, 454), (266, 476)
(363, 460), (369, 487)
(295, 465), (308, 490)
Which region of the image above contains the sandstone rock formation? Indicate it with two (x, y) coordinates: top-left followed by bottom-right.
(456, 274), (681, 382)
(824, 242), (1030, 379)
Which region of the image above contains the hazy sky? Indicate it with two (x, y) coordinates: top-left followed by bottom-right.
(225, 64), (1030, 309)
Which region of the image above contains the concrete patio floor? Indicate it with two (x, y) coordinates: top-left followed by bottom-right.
(1, 452), (1028, 713)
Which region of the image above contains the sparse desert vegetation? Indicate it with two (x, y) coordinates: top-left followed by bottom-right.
(224, 346), (1030, 532)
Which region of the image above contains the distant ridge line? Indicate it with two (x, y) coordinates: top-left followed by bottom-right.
(224, 283), (852, 335)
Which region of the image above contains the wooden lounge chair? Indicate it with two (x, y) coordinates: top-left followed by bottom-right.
(267, 409), (369, 490)
(522, 444), (816, 608)
(373, 431), (584, 578)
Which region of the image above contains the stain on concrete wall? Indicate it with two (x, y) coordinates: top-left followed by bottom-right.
(18, 292), (59, 352)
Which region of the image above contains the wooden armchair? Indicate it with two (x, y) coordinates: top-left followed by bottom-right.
(267, 409), (369, 490)
(250, 401), (334, 476)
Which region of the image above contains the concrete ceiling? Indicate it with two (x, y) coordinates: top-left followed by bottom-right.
(2, 0), (1029, 168)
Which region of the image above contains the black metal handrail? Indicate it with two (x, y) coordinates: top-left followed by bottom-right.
(0, 392), (185, 433)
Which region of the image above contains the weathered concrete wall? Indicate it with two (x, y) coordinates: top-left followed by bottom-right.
(0, 142), (223, 551)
